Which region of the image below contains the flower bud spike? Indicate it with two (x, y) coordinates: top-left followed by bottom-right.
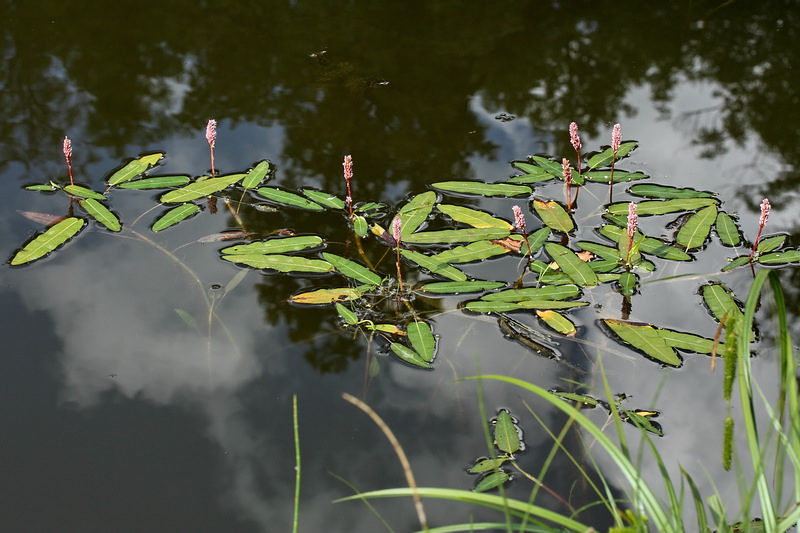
(392, 215), (403, 293)
(562, 158), (573, 212)
(569, 121), (582, 172)
(343, 155), (354, 218)
(749, 197), (771, 263)
(62, 136), (74, 185)
(206, 119), (217, 176)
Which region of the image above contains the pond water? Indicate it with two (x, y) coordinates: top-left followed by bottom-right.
(2, 2), (800, 531)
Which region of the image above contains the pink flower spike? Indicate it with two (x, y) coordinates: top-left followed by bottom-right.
(392, 216), (402, 245)
(612, 123), (621, 153)
(343, 155), (353, 181)
(512, 205), (526, 233)
(627, 202), (638, 239)
(569, 122), (581, 152)
(561, 158), (572, 185)
(205, 119), (217, 148)
(759, 198), (771, 228)
(63, 136), (74, 185)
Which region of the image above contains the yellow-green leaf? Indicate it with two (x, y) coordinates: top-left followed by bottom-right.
(603, 319), (682, 367)
(407, 321), (436, 362)
(389, 343), (431, 368)
(432, 241), (509, 264)
(607, 198), (718, 216)
(419, 281), (506, 294)
(222, 254), (333, 273)
(397, 191), (436, 238)
(161, 174), (244, 203)
(221, 236), (323, 255)
(494, 410), (520, 454)
(118, 175), (191, 190)
(533, 200), (574, 233)
(152, 203), (200, 232)
(403, 228), (510, 244)
(715, 211), (741, 246)
(106, 152), (164, 185)
(431, 181), (531, 197)
(544, 243), (598, 287)
(288, 286), (371, 305)
(536, 310), (576, 335)
(241, 160), (270, 189)
(322, 253), (382, 286)
(481, 285), (580, 301)
(10, 217), (86, 265)
(79, 198), (121, 231)
(437, 204), (513, 229)
(676, 205), (717, 251)
(63, 184), (106, 200)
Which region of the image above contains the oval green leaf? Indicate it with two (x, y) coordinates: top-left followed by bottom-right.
(399, 250), (467, 281)
(756, 234), (786, 253)
(10, 217), (86, 265)
(241, 160), (271, 190)
(474, 471), (510, 492)
(465, 300), (588, 313)
(288, 286), (371, 305)
(657, 329), (718, 354)
(437, 204), (513, 229)
(533, 200), (574, 233)
(322, 253), (382, 286)
(544, 243), (598, 287)
(617, 272), (637, 296)
(222, 236), (323, 255)
(482, 285), (580, 302)
(407, 321), (436, 362)
(419, 281), (506, 294)
(536, 310), (576, 335)
(431, 181), (532, 198)
(118, 175), (192, 190)
(222, 254), (334, 273)
(106, 153), (164, 186)
(79, 198), (121, 231)
(507, 161), (555, 184)
(715, 211), (742, 246)
(587, 142), (638, 169)
(628, 184), (715, 199)
(389, 343), (431, 369)
(603, 319), (682, 367)
(576, 241), (622, 262)
(494, 410), (520, 454)
(582, 170), (648, 183)
(676, 205), (717, 251)
(403, 227), (510, 245)
(302, 189), (345, 209)
(63, 184), (106, 200)
(432, 241), (509, 264)
(253, 187), (325, 210)
(599, 225), (691, 261)
(701, 283), (743, 325)
(607, 198), (718, 216)
(397, 191), (437, 238)
(758, 249), (800, 265)
(469, 457), (510, 474)
(161, 174), (245, 203)
(353, 215), (368, 238)
(151, 203), (201, 232)
(335, 303), (359, 325)
(721, 255), (751, 272)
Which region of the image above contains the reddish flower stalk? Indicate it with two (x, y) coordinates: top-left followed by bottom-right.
(206, 119), (217, 176)
(562, 158), (573, 212)
(392, 216), (403, 291)
(626, 201), (638, 266)
(512, 205), (533, 258)
(343, 155), (354, 218)
(749, 198), (771, 262)
(63, 136), (74, 185)
(609, 123), (621, 203)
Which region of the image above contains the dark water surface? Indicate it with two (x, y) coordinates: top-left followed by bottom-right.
(2, 2), (800, 531)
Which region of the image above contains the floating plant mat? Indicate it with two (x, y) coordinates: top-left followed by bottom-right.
(11, 131), (798, 444)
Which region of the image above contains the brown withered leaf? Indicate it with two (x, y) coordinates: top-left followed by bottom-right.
(491, 237), (523, 253)
(196, 231), (253, 243)
(17, 210), (67, 227)
(576, 250), (595, 262)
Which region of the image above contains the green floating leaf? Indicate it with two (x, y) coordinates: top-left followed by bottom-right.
(657, 329), (719, 355)
(254, 186), (324, 210)
(118, 175), (192, 190)
(676, 205), (717, 251)
(353, 215), (368, 237)
(221, 236), (323, 255)
(469, 457), (510, 474)
(494, 410), (520, 454)
(161, 174), (244, 203)
(533, 200), (574, 233)
(721, 256), (751, 272)
(715, 211), (742, 246)
(701, 283), (743, 325)
(152, 203), (201, 232)
(322, 253), (382, 286)
(623, 410), (663, 436)
(628, 184), (715, 199)
(25, 183), (57, 191)
(355, 202), (385, 213)
(544, 243), (598, 287)
(482, 285), (580, 302)
(576, 241), (622, 262)
(465, 300), (588, 313)
(528, 155), (564, 177)
(758, 249), (800, 265)
(536, 310), (576, 335)
(241, 160), (271, 190)
(403, 227), (510, 245)
(474, 471), (510, 492)
(106, 152), (164, 185)
(431, 181), (532, 197)
(517, 227), (550, 255)
(603, 319), (682, 367)
(582, 170), (648, 183)
(63, 184), (106, 200)
(389, 343), (431, 369)
(432, 241), (509, 264)
(600, 225), (691, 261)
(10, 217), (86, 265)
(222, 254), (333, 273)
(587, 142), (638, 169)
(366, 323), (404, 335)
(399, 250), (467, 281)
(507, 162), (555, 184)
(79, 198), (121, 232)
(437, 204), (512, 229)
(288, 286), (371, 305)
(335, 303), (359, 325)
(407, 322), (436, 362)
(398, 191), (437, 238)
(618, 272), (637, 296)
(756, 234), (786, 253)
(529, 260), (575, 285)
(302, 189), (345, 210)
(419, 281), (506, 294)
(607, 198), (718, 216)
(551, 391), (600, 407)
